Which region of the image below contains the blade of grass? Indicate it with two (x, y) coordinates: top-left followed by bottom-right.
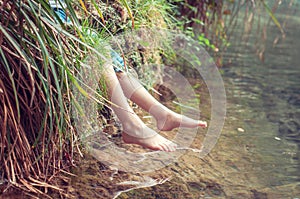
(90, 0), (105, 24)
(79, 0), (88, 14)
(119, 0), (134, 28)
(261, 0), (284, 34)
(0, 26), (22, 122)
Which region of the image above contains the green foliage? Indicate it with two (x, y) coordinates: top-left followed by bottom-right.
(119, 0), (135, 27)
(198, 33), (217, 50)
(169, 0), (222, 50)
(129, 0), (176, 28)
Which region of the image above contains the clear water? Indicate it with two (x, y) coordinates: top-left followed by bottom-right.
(222, 0), (300, 192)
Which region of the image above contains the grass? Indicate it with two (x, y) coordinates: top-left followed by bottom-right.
(0, 0), (110, 196)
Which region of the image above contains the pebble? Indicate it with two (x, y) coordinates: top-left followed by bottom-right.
(274, 137), (281, 141)
(237, 128), (245, 132)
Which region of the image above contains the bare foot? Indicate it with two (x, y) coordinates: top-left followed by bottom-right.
(156, 111), (207, 131)
(122, 124), (177, 152)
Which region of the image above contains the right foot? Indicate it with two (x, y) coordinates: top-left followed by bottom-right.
(156, 112), (207, 131)
(149, 105), (207, 131)
(122, 126), (177, 152)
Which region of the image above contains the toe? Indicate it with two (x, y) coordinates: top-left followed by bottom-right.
(149, 145), (163, 151)
(158, 143), (168, 152)
(160, 141), (176, 152)
(199, 121), (207, 128)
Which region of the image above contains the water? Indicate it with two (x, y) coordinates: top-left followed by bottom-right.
(221, 0), (300, 194)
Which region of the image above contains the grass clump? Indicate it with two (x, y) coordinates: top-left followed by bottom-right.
(0, 0), (106, 196)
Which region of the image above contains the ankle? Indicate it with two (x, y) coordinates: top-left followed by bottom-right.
(122, 120), (144, 132)
(149, 105), (172, 120)
(122, 121), (156, 139)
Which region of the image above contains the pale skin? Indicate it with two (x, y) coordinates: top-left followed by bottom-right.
(102, 62), (207, 152)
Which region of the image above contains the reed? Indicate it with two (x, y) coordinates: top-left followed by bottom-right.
(171, 0), (286, 65)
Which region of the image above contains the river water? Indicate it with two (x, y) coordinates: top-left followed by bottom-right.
(220, 0), (300, 196)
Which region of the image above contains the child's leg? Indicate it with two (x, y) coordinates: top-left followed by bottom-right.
(116, 72), (207, 131)
(102, 63), (177, 151)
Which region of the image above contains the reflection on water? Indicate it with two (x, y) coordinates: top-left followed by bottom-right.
(222, 0), (300, 193)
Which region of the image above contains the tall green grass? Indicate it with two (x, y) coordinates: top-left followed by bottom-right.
(0, 0), (116, 196)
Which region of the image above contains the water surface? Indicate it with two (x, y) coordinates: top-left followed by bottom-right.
(221, 0), (300, 195)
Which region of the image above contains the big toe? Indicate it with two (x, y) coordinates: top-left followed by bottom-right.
(199, 120), (207, 128)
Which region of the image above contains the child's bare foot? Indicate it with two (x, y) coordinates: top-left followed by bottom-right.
(155, 110), (207, 131)
(122, 124), (177, 152)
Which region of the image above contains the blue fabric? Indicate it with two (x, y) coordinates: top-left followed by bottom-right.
(53, 8), (71, 25)
(51, 4), (125, 72)
(111, 50), (125, 72)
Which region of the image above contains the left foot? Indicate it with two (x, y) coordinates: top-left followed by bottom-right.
(121, 119), (177, 152)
